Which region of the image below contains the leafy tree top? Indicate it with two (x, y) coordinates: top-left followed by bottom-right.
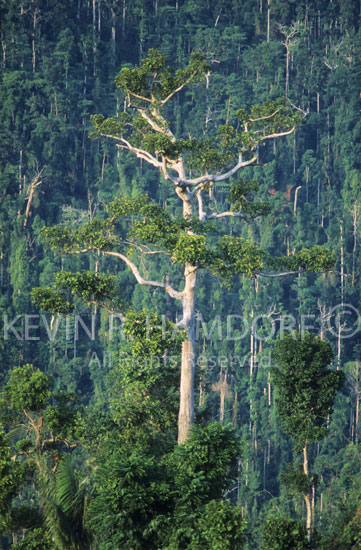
(271, 332), (344, 449)
(90, 48), (304, 184)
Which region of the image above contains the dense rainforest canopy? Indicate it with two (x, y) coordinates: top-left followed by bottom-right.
(1, 0), (361, 548)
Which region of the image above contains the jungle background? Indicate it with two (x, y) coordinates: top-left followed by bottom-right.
(1, 0), (361, 548)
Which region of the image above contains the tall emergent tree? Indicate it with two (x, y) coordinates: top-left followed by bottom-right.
(37, 50), (334, 443)
(272, 332), (344, 541)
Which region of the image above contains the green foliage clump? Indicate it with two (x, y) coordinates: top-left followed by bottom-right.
(122, 309), (185, 358)
(55, 271), (116, 302)
(0, 424), (23, 517)
(113, 49), (210, 105)
(89, 422), (244, 550)
(41, 218), (115, 254)
(12, 528), (53, 550)
(172, 423), (240, 505)
(4, 364), (51, 412)
(272, 333), (344, 449)
(261, 516), (310, 550)
(215, 236), (267, 279)
(31, 287), (74, 314)
(32, 271), (117, 313)
(191, 499), (246, 550)
(172, 233), (211, 266)
(272, 246), (336, 273)
(230, 178), (270, 217)
(280, 463), (314, 494)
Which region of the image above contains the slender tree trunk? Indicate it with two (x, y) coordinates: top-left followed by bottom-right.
(267, 0), (271, 42)
(177, 187), (198, 444)
(232, 391), (238, 427)
(352, 205), (358, 286)
(303, 444), (312, 542)
(285, 44), (290, 97)
(356, 392), (359, 443)
(178, 264), (196, 443)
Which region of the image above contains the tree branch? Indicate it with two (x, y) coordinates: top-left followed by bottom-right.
(196, 189), (206, 221)
(176, 154), (259, 190)
(115, 138), (163, 169)
(138, 109), (175, 140)
(127, 91), (153, 104)
(206, 211), (248, 220)
(249, 108), (282, 123)
(256, 269), (333, 278)
(160, 71), (202, 106)
(261, 126), (296, 141)
(124, 241), (171, 256)
(103, 250), (182, 300)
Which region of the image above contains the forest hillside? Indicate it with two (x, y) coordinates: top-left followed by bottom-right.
(1, 1), (361, 548)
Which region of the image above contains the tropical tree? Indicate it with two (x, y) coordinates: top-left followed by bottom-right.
(272, 332), (344, 541)
(35, 49), (335, 444)
(261, 515), (309, 550)
(0, 364), (90, 549)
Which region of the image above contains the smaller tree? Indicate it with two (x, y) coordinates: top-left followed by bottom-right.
(0, 364), (89, 549)
(261, 516), (309, 550)
(271, 332), (344, 542)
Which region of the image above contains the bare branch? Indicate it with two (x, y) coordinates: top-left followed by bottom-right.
(249, 108), (282, 123)
(206, 211), (248, 220)
(160, 71), (203, 106)
(261, 126), (296, 141)
(115, 140), (163, 169)
(24, 167), (46, 227)
(138, 109), (175, 140)
(178, 154), (259, 191)
(66, 249), (94, 255)
(124, 240), (171, 256)
(127, 91), (153, 104)
(103, 250), (182, 300)
(196, 189), (206, 221)
(256, 269), (334, 278)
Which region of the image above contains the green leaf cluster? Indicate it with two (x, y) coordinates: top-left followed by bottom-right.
(214, 236), (267, 279)
(55, 271), (116, 302)
(0, 424), (23, 517)
(123, 309), (185, 358)
(4, 364), (51, 413)
(272, 246), (336, 272)
(230, 178), (270, 216)
(261, 516), (310, 550)
(31, 287), (74, 314)
(41, 218), (115, 253)
(32, 271), (116, 313)
(280, 463), (313, 495)
(114, 49), (210, 105)
(272, 333), (344, 449)
(172, 233), (211, 266)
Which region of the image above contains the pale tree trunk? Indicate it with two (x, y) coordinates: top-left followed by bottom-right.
(267, 0), (271, 42)
(337, 221), (344, 369)
(294, 185), (301, 216)
(285, 43), (290, 97)
(93, 0), (97, 76)
(352, 204), (359, 286)
(232, 391), (238, 427)
(303, 444), (312, 542)
(178, 263), (196, 443)
(356, 391), (359, 444)
(177, 187), (198, 443)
